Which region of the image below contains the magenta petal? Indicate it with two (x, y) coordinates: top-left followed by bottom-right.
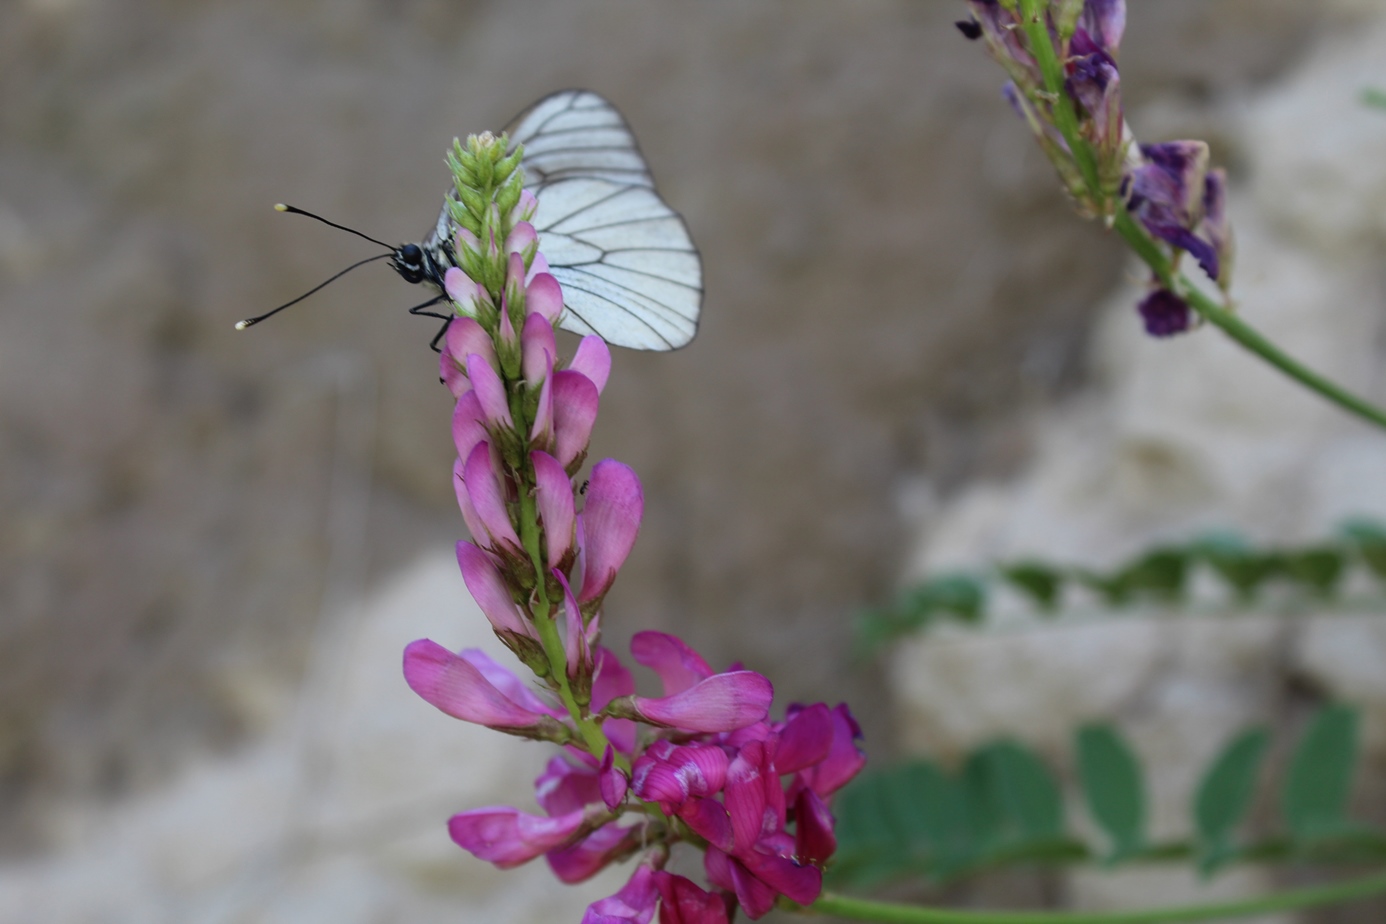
(530, 357), (555, 448)
(577, 460), (643, 604)
(774, 703), (833, 774)
(801, 704), (866, 797)
(532, 450), (576, 566)
(536, 755), (603, 817)
(569, 335), (612, 395)
(725, 740), (770, 853)
(580, 863), (659, 924)
(631, 758), (688, 807)
(794, 788), (837, 865)
(453, 455), (488, 543)
(403, 639), (546, 730)
(629, 631), (714, 696)
(547, 822), (634, 884)
(466, 353), (514, 428)
(448, 805), (585, 868)
(678, 796), (734, 852)
(634, 671), (773, 734)
(741, 849), (822, 908)
(526, 271), (564, 324)
(462, 648), (563, 717)
(456, 541), (527, 636)
(654, 872), (731, 924)
(552, 370), (599, 467)
(522, 312), (558, 388)
(452, 390), (488, 463)
(726, 855), (780, 920)
(592, 647), (638, 753)
(599, 746), (628, 810)
(444, 316), (497, 377)
(553, 568), (586, 677)
(463, 441), (522, 552)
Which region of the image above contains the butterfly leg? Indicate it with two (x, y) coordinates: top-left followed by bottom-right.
(405, 295), (452, 352)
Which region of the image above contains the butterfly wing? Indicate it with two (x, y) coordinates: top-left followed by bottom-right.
(505, 90), (702, 351)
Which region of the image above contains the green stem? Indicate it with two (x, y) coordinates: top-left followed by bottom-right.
(809, 870), (1386, 923)
(1110, 209), (1386, 431)
(1017, 0), (1099, 193)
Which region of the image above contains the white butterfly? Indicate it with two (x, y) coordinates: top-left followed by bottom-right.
(400, 90), (703, 352)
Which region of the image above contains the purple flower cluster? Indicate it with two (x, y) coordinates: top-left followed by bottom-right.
(403, 133), (864, 922)
(960, 0), (1233, 336)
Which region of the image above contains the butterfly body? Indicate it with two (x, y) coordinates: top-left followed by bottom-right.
(393, 90), (703, 351)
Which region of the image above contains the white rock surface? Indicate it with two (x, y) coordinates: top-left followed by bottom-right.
(890, 12), (1386, 921)
(0, 553), (629, 924)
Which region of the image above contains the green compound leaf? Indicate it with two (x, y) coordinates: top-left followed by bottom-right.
(1077, 724), (1147, 861)
(1194, 727), (1270, 874)
(1120, 547), (1191, 602)
(902, 573), (988, 626)
(1282, 546), (1347, 597)
(1283, 704), (1360, 845)
(998, 561), (1064, 612)
(1192, 532), (1281, 600)
(974, 740), (1066, 844)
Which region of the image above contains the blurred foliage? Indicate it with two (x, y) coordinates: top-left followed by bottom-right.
(829, 704), (1385, 890)
(855, 518), (1386, 655)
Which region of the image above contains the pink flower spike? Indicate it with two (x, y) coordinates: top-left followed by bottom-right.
(505, 220), (537, 257)
(553, 370), (600, 467)
(448, 805), (586, 868)
(462, 441), (522, 553)
(578, 460), (644, 605)
(547, 822), (636, 884)
(630, 631), (714, 696)
(456, 541), (528, 637)
(654, 872), (731, 924)
(452, 390), (488, 465)
(522, 311), (558, 389)
(580, 862), (659, 924)
(526, 271), (564, 323)
(466, 354), (514, 428)
(570, 336), (612, 395)
(632, 670), (773, 733)
(599, 746), (628, 810)
(774, 703), (833, 774)
(403, 639), (550, 731)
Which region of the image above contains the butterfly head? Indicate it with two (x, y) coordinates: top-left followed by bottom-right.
(391, 242), (428, 285)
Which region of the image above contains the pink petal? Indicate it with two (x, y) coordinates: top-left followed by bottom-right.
(794, 787), (836, 865)
(800, 704), (866, 797)
(530, 356), (555, 449)
(452, 391), (488, 475)
(632, 670), (773, 734)
(466, 354), (513, 428)
(725, 740), (770, 854)
(527, 252), (550, 284)
(678, 796), (735, 853)
(461, 648), (562, 717)
(448, 805), (585, 868)
(592, 647), (637, 753)
(653, 872), (731, 924)
(577, 460), (643, 605)
(505, 221), (537, 257)
(569, 335), (612, 395)
(773, 703), (833, 774)
(510, 189), (538, 225)
(546, 822), (635, 884)
(444, 316), (497, 378)
(456, 541), (528, 636)
(580, 862), (659, 924)
(553, 370), (599, 468)
(629, 631), (713, 696)
(532, 450), (576, 567)
(443, 266), (490, 317)
(535, 755), (603, 817)
(553, 569), (586, 678)
(462, 441), (522, 552)
(526, 271), (564, 323)
(740, 848), (822, 907)
(599, 746), (628, 810)
(438, 321), (469, 400)
(403, 639), (547, 730)
(455, 226), (480, 256)
(522, 311), (558, 389)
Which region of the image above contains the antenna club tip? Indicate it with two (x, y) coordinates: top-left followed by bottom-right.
(274, 203), (289, 212)
(234, 319), (252, 331)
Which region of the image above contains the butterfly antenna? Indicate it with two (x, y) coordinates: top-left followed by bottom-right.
(272, 202), (396, 250)
(235, 252), (392, 330)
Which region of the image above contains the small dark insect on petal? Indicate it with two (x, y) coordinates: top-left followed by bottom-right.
(956, 18), (983, 40)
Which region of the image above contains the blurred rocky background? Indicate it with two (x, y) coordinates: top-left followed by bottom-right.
(0, 0), (1382, 921)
